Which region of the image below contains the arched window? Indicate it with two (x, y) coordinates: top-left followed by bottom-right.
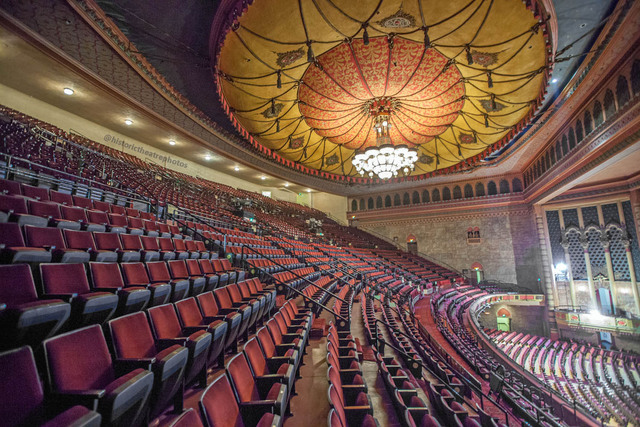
(555, 141), (562, 161)
(422, 190), (430, 203)
(561, 136), (568, 155)
(412, 191), (420, 204)
(432, 188), (441, 202)
(604, 89), (616, 118)
(575, 120), (583, 142)
(385, 195), (391, 207)
(631, 60), (640, 95)
(545, 152), (550, 170)
(475, 182), (485, 196)
(376, 196), (382, 208)
(584, 111), (593, 134)
(393, 194), (401, 206)
(512, 178), (523, 192)
(464, 184), (473, 198)
(487, 181), (497, 195)
(593, 101), (603, 127)
(499, 179), (510, 194)
(359, 198), (365, 210)
(367, 197), (374, 209)
(550, 146), (556, 164)
(568, 128), (576, 150)
(453, 186), (462, 199)
(616, 76), (630, 107)
(442, 187), (451, 201)
(402, 192), (410, 205)
(351, 200), (358, 211)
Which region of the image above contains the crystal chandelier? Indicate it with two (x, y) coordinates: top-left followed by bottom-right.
(351, 99), (418, 180)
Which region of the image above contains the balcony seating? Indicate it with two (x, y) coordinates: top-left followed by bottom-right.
(60, 205), (105, 232)
(0, 264), (70, 350)
(0, 222), (52, 263)
(174, 297), (228, 368)
(199, 374), (282, 427)
(168, 259), (206, 297)
(120, 262), (171, 307)
(108, 312), (188, 417)
(196, 291), (242, 354)
(88, 262), (150, 315)
(226, 352), (288, 419)
(145, 261), (189, 302)
(214, 287), (253, 340)
(159, 238), (188, 260)
(147, 303), (212, 388)
(0, 345), (101, 427)
(28, 200), (80, 230)
(42, 324), (154, 427)
(93, 232), (141, 262)
(40, 263), (118, 327)
(24, 225), (90, 263)
(63, 229), (117, 262)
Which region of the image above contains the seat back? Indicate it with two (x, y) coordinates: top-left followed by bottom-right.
(226, 284), (245, 305)
(87, 210), (108, 224)
(93, 232), (122, 251)
(22, 185), (49, 201)
(158, 237), (174, 251)
(266, 319), (283, 345)
(128, 217), (143, 229)
(148, 304), (183, 339)
(89, 262), (125, 290)
(51, 190), (73, 205)
(0, 264), (38, 306)
(0, 194), (28, 214)
(256, 326), (277, 359)
(60, 205), (88, 222)
(243, 337), (267, 376)
(92, 200), (110, 212)
(146, 261), (171, 282)
(40, 263), (90, 294)
(63, 229), (96, 250)
(0, 178), (22, 195)
(121, 262), (151, 286)
(110, 205), (126, 215)
(0, 222), (26, 246)
(185, 259), (202, 276)
(199, 375), (242, 427)
(108, 312), (156, 359)
(120, 234), (143, 250)
(108, 214), (128, 227)
(226, 353), (259, 402)
(140, 236), (160, 251)
(72, 196), (93, 210)
(196, 292), (220, 317)
(24, 225), (66, 249)
(0, 346), (45, 426)
(168, 260), (189, 279)
(28, 200), (59, 218)
(43, 324), (115, 391)
(213, 287), (233, 309)
(175, 298), (204, 327)
(173, 239), (186, 251)
(198, 259), (214, 274)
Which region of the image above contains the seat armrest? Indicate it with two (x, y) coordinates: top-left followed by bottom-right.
(157, 337), (188, 349)
(255, 375), (287, 395)
(203, 315), (226, 323)
(217, 308), (237, 315)
(51, 389), (105, 411)
(182, 326), (208, 335)
(275, 343), (298, 352)
(42, 293), (77, 302)
(265, 357), (290, 372)
(114, 358), (155, 374)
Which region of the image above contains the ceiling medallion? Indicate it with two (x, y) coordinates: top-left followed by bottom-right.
(376, 8), (416, 29)
(352, 98), (418, 180)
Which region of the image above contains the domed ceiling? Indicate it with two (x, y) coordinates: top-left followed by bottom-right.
(212, 0), (552, 181)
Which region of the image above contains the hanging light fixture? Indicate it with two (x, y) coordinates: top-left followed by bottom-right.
(351, 98), (418, 180)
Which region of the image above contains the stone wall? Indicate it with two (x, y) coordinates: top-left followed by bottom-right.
(479, 304), (547, 337)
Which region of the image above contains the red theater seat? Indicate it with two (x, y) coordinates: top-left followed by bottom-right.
(167, 408), (203, 427)
(72, 195), (93, 210)
(43, 325), (154, 427)
(24, 225), (90, 263)
(0, 346), (101, 427)
(256, 326), (301, 374)
(60, 205), (106, 232)
(146, 261), (189, 302)
(108, 312), (188, 418)
(93, 231), (141, 262)
(0, 194), (48, 226)
(120, 262), (171, 307)
(50, 190), (73, 206)
(0, 264), (70, 350)
(214, 286), (252, 340)
(21, 184), (49, 201)
(28, 200), (80, 230)
(244, 337), (295, 396)
(121, 233), (160, 262)
(88, 262), (150, 315)
(63, 229), (117, 262)
(0, 222), (52, 263)
(188, 259), (218, 292)
(0, 178), (22, 196)
(168, 259), (205, 297)
(196, 291), (242, 353)
(159, 237), (185, 260)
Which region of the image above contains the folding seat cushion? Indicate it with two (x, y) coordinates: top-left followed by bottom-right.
(140, 211), (155, 221)
(40, 263), (118, 327)
(203, 258), (228, 287)
(146, 261), (189, 302)
(50, 190), (73, 206)
(226, 353), (288, 419)
(88, 262), (150, 315)
(237, 280), (267, 322)
(184, 240), (202, 259)
(108, 312), (188, 418)
(214, 287), (252, 340)
(127, 216), (144, 235)
(28, 200), (80, 230)
(266, 319), (302, 355)
(200, 374), (282, 427)
(120, 262), (171, 307)
(168, 260), (205, 297)
(60, 205), (105, 232)
(125, 207), (140, 217)
(147, 304), (212, 388)
(197, 259), (221, 290)
(0, 264), (70, 350)
(194, 240), (211, 259)
(172, 239), (190, 260)
(121, 234), (159, 262)
(186, 259), (218, 292)
(196, 292), (242, 353)
(143, 220), (160, 237)
(0, 223), (52, 263)
(157, 237), (178, 260)
(0, 346), (101, 427)
(0, 194), (48, 226)
(244, 337), (295, 396)
(175, 298), (228, 368)
(21, 184), (50, 201)
(63, 229), (117, 262)
(166, 408), (203, 427)
(168, 224), (182, 239)
(93, 231), (141, 262)
(92, 200), (110, 212)
(24, 225), (90, 263)
(43, 325), (154, 427)
(107, 214), (129, 234)
(0, 178), (22, 196)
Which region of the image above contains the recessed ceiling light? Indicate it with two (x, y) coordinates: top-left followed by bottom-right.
(306, 189), (312, 193)
(234, 166), (240, 171)
(260, 176), (266, 180)
(63, 87), (74, 95)
(169, 140), (176, 146)
(204, 155), (211, 161)
(284, 183), (289, 187)
(551, 78), (558, 83)
(124, 119), (133, 126)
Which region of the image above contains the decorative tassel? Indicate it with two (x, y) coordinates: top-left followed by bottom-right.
(484, 114), (489, 127)
(423, 27), (430, 48)
(363, 25), (369, 45)
(458, 145), (462, 156)
(276, 70), (281, 89)
(276, 120), (280, 132)
(466, 45), (473, 65)
(307, 42), (314, 62)
(491, 94), (497, 111)
(487, 71), (493, 88)
(271, 98), (276, 115)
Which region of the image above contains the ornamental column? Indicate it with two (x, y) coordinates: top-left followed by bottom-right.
(602, 239), (618, 315)
(561, 239), (577, 309)
(624, 242), (640, 315)
(581, 237), (598, 310)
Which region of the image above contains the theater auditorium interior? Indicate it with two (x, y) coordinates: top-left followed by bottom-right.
(0, 0), (639, 426)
